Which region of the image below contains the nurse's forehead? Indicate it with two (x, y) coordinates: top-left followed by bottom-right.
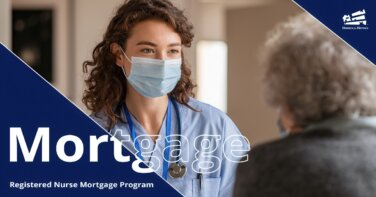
(127, 20), (182, 46)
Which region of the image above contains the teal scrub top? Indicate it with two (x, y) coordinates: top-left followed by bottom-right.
(91, 97), (250, 197)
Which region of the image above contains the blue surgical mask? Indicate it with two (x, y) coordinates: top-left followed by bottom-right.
(120, 48), (182, 98)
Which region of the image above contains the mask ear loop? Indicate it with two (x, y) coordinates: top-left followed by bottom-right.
(119, 47), (132, 63)
(119, 47), (132, 77)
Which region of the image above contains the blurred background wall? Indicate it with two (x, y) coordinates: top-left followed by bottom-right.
(0, 0), (302, 145)
(227, 1), (302, 144)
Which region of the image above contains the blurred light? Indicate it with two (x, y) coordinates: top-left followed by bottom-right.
(196, 40), (228, 112)
(19, 45), (40, 67)
(14, 19), (25, 32)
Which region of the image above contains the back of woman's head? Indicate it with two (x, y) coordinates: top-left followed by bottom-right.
(263, 13), (376, 127)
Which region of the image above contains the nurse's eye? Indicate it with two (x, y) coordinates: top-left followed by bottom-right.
(141, 48), (155, 54)
(168, 49), (180, 54)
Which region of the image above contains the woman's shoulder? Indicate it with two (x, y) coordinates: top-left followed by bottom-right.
(187, 97), (226, 114)
(184, 97), (250, 151)
(182, 97), (234, 124)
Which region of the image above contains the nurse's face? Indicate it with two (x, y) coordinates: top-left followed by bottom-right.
(116, 19), (182, 76)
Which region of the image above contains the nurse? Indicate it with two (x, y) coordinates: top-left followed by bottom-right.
(82, 0), (249, 196)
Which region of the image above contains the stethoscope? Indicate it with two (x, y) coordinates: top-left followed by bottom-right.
(124, 97), (187, 180)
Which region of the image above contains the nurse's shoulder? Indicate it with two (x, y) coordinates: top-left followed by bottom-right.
(182, 97), (243, 137)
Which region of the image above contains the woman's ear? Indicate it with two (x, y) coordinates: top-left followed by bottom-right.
(280, 106), (303, 134)
(110, 43), (123, 68)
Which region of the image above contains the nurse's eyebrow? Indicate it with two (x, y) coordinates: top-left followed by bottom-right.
(136, 41), (181, 47)
(168, 43), (182, 47)
(137, 41), (157, 47)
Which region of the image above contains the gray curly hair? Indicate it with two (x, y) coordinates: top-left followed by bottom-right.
(263, 13), (376, 127)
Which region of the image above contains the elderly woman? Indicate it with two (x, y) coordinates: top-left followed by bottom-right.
(234, 13), (376, 197)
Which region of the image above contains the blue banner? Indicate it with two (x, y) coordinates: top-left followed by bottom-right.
(0, 44), (181, 196)
(293, 0), (376, 65)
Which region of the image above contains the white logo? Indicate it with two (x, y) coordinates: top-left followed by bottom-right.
(342, 9), (369, 30)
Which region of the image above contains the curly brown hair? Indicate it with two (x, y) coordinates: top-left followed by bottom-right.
(82, 0), (197, 130)
(263, 13), (376, 127)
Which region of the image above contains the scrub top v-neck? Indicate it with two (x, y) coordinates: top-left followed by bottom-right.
(91, 97), (250, 197)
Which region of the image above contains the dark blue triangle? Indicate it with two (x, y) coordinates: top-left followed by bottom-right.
(0, 44), (182, 197)
(293, 0), (376, 65)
